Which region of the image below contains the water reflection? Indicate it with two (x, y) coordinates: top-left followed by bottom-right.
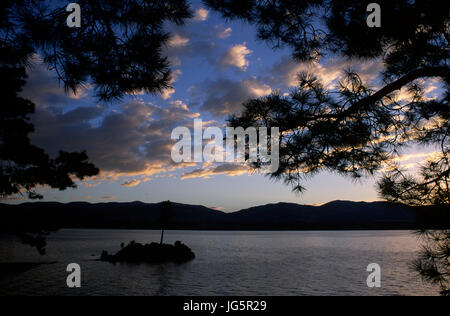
(0, 230), (440, 296)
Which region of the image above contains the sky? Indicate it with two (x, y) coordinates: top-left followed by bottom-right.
(5, 1), (444, 212)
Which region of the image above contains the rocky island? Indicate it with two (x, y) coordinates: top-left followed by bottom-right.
(100, 240), (195, 264)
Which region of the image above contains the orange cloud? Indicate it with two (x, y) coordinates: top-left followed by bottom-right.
(181, 163), (250, 180)
(220, 43), (253, 71)
(121, 179), (141, 187)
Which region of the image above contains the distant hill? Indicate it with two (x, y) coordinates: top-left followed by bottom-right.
(0, 200), (448, 231)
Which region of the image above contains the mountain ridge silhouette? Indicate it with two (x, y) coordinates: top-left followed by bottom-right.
(0, 200), (448, 231)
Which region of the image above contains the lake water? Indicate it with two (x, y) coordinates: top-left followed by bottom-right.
(0, 230), (439, 296)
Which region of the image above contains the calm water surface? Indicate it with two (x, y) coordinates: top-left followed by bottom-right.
(0, 230), (439, 296)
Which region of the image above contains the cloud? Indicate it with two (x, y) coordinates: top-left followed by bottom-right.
(181, 163), (250, 180)
(394, 77), (445, 103)
(193, 8), (209, 21)
(121, 179), (142, 187)
(381, 150), (440, 172)
(266, 56), (384, 89)
(84, 181), (102, 188)
(214, 25), (232, 39)
(165, 37), (218, 67)
(164, 21), (236, 68)
(161, 69), (182, 100)
(192, 77), (272, 117)
(30, 99), (201, 184)
(267, 56), (445, 108)
(168, 34), (190, 47)
(81, 195), (117, 201)
(161, 88), (176, 100)
(21, 58), (91, 106)
(101, 196), (117, 200)
(0, 196), (25, 201)
(220, 43), (253, 71)
(393, 152), (439, 163)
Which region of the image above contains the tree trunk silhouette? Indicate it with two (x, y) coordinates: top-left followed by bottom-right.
(159, 201), (172, 245)
(160, 228), (165, 245)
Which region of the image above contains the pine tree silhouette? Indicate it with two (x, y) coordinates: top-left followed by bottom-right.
(206, 0), (449, 295)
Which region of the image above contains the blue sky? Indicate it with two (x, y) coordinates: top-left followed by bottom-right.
(6, 1), (443, 212)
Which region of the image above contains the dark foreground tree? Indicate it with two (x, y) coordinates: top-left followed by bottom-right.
(206, 0), (449, 294)
(1, 0), (192, 253)
(0, 67), (99, 200)
(378, 153), (449, 295)
(0, 66), (99, 254)
(159, 201), (173, 245)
